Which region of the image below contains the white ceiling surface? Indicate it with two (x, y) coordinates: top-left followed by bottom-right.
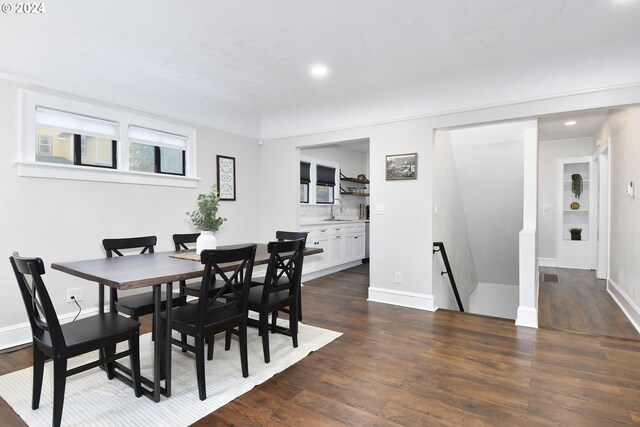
(1, 1), (639, 138)
(538, 110), (609, 141)
(449, 121), (534, 287)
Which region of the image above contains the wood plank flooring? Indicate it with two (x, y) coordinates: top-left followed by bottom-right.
(2, 264), (640, 426)
(539, 267), (640, 340)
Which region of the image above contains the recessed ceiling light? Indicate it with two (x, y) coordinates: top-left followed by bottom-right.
(565, 121), (577, 126)
(310, 64), (329, 78)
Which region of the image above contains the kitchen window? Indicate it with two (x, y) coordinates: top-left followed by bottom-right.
(300, 161), (310, 203)
(316, 164), (336, 204)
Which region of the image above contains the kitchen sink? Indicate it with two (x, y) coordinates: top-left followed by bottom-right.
(322, 218), (353, 221)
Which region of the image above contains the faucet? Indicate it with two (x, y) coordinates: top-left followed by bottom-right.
(330, 198), (342, 220)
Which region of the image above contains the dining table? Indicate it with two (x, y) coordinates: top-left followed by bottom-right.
(51, 243), (322, 402)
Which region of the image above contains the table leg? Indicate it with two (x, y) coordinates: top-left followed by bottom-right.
(98, 283), (105, 314)
(152, 284), (161, 402)
(164, 281), (173, 397)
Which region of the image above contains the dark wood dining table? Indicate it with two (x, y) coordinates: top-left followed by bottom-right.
(51, 243), (322, 402)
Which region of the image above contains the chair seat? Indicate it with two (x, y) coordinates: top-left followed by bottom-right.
(247, 285), (294, 311)
(36, 314), (140, 358)
(163, 301), (244, 335)
(116, 291), (187, 317)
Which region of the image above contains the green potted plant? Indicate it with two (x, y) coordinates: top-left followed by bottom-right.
(571, 174), (583, 199)
(569, 227), (582, 241)
(187, 185), (227, 254)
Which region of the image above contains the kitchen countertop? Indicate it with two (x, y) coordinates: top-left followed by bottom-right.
(300, 218), (369, 226)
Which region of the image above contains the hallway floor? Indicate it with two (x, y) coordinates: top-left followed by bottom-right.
(538, 267), (640, 340)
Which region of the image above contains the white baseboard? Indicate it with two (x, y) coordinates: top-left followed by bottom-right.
(0, 307), (102, 350)
(515, 306), (538, 328)
(368, 287), (436, 312)
(537, 257), (556, 267)
(301, 260), (363, 281)
(607, 278), (640, 334)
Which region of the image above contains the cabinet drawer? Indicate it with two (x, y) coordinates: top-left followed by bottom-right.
(330, 225), (345, 235)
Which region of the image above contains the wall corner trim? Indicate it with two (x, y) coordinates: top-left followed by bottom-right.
(368, 287), (436, 311)
(607, 278), (640, 334)
(515, 306), (539, 328)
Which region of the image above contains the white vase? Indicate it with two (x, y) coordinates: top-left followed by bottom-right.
(196, 231), (217, 254)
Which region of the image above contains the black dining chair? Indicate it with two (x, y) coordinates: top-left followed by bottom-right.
(10, 253), (142, 427)
(172, 233), (203, 297)
(102, 236), (187, 339)
(161, 244), (257, 400)
(247, 239), (304, 363)
(275, 231), (308, 322)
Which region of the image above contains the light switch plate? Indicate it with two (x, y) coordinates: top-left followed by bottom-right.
(375, 203), (385, 214)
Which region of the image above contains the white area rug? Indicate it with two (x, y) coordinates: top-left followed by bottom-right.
(0, 322), (341, 426)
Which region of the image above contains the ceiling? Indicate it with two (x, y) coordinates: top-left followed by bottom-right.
(538, 109), (610, 141)
(1, 0), (639, 138)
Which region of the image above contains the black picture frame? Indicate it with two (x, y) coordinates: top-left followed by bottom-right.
(386, 153), (418, 180)
(216, 155), (236, 200)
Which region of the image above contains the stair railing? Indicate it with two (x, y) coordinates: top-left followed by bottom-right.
(433, 242), (464, 312)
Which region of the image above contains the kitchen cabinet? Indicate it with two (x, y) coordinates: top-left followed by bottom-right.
(304, 226), (330, 273)
(300, 220), (367, 274)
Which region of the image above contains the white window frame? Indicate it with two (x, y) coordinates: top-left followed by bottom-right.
(16, 90), (199, 188)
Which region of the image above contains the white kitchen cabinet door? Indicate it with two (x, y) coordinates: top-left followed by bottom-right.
(330, 234), (344, 266)
(313, 236), (331, 270)
(353, 232), (365, 259)
(344, 234), (355, 261)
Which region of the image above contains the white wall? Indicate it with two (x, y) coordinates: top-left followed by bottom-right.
(596, 107), (640, 330)
(537, 137), (593, 264)
(0, 78), (261, 348)
(261, 119), (436, 311)
(469, 283), (519, 320)
(449, 123), (527, 288)
(432, 130), (478, 311)
(260, 86), (640, 319)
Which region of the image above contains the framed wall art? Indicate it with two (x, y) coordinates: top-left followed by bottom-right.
(216, 155), (236, 200)
(385, 153), (417, 180)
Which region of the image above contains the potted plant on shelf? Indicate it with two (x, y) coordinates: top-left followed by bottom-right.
(569, 228), (582, 241)
(571, 174), (583, 199)
(187, 185), (227, 254)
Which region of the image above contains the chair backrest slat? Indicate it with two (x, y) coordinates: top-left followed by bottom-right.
(172, 233), (200, 251)
(103, 236), (157, 258)
(276, 231), (308, 248)
(10, 253), (66, 348)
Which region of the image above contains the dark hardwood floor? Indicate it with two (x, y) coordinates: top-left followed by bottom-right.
(539, 267), (640, 340)
(2, 264), (640, 426)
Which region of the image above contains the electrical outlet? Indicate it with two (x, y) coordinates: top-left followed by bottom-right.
(66, 287), (83, 303)
(394, 272), (402, 283)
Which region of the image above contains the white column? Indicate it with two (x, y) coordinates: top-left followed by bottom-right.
(516, 127), (539, 328)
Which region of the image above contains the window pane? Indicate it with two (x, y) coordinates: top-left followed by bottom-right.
(300, 183), (309, 203)
(80, 135), (114, 167)
(159, 147), (184, 175)
(35, 129), (73, 164)
(129, 142), (155, 172)
(316, 185), (334, 204)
